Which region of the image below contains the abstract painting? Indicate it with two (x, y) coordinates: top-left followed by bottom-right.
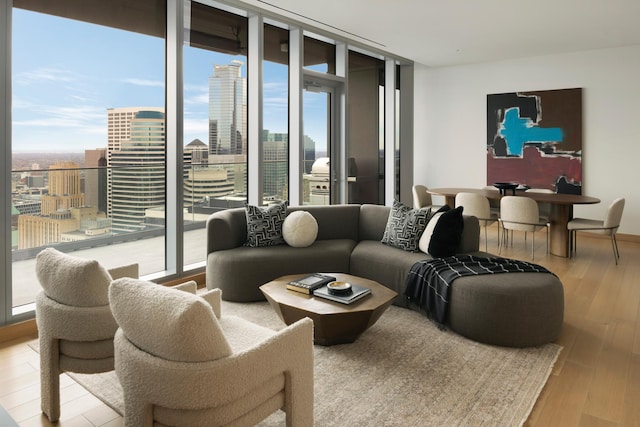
(487, 88), (583, 194)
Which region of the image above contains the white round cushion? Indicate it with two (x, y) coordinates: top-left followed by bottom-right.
(282, 211), (318, 247)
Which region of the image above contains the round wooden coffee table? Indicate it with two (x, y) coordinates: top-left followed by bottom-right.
(260, 273), (398, 346)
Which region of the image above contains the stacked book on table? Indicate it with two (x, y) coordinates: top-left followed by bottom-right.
(312, 283), (371, 304)
(287, 273), (371, 305)
(286, 273), (336, 294)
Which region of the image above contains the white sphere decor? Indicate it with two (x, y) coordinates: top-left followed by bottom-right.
(282, 211), (318, 248)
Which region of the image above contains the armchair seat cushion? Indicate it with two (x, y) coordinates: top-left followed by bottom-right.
(59, 338), (114, 360)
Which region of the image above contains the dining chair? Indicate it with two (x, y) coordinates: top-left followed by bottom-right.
(525, 188), (554, 223)
(499, 196), (549, 260)
(482, 185), (501, 217)
(412, 184), (444, 212)
(567, 197), (625, 264)
(455, 192), (498, 252)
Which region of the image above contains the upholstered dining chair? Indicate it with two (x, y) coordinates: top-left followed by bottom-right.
(482, 185), (501, 216)
(412, 184), (444, 212)
(35, 248), (139, 422)
(109, 276), (314, 427)
(455, 192), (498, 251)
(499, 196), (549, 260)
(568, 197), (625, 264)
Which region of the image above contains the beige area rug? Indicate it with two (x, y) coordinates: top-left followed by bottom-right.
(68, 301), (561, 426)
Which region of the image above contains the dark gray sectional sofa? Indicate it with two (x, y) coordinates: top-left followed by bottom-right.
(205, 204), (480, 303)
(205, 203), (564, 347)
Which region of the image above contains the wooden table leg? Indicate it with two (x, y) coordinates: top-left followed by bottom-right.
(549, 204), (573, 257)
(444, 195), (455, 208)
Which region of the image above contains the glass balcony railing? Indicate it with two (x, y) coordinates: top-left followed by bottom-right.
(10, 160), (250, 311)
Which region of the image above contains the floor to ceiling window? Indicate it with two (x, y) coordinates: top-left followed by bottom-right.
(302, 85), (335, 205)
(301, 35), (342, 205)
(182, 1), (248, 268)
(261, 23), (289, 205)
(347, 51), (385, 204)
(9, 0), (166, 316)
(1, 0), (413, 326)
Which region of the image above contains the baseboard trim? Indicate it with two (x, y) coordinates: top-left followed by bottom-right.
(577, 231), (640, 243)
(160, 272), (206, 288)
(0, 319), (37, 344)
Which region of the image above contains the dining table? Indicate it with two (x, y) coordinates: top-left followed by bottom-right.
(427, 187), (601, 257)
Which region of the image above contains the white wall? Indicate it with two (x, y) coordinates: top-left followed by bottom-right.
(414, 45), (640, 236)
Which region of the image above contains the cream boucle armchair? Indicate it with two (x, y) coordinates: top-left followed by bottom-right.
(109, 277), (314, 427)
(35, 247), (139, 422)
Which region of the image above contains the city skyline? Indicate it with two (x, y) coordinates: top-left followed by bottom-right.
(11, 9), (327, 154)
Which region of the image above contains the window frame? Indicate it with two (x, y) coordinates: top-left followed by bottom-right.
(0, 0), (413, 326)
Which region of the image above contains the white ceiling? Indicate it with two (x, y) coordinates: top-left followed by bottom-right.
(238, 0), (640, 67)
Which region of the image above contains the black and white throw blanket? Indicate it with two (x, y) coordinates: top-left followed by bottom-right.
(404, 255), (555, 326)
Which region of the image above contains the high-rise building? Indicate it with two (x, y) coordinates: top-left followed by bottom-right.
(109, 110), (166, 233)
(106, 106), (164, 219)
(303, 135), (317, 174)
(85, 148), (107, 214)
(263, 130), (288, 201)
(208, 61), (247, 156)
(18, 211), (78, 249)
(17, 161), (105, 249)
(184, 139), (208, 166)
(107, 107), (164, 153)
(207, 61), (248, 197)
(40, 161), (85, 215)
(183, 138), (234, 206)
(184, 169), (235, 205)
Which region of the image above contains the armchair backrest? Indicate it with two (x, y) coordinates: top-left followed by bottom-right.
(109, 277), (232, 362)
(36, 247), (112, 307)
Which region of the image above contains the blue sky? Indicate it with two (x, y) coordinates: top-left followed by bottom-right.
(12, 9), (325, 153)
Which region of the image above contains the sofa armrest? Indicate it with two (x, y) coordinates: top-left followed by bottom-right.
(458, 215), (480, 253)
(206, 208), (248, 255)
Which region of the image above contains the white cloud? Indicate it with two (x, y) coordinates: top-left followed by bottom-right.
(185, 92), (209, 105)
(14, 67), (76, 85)
(183, 117), (208, 134)
(263, 81), (287, 92)
(264, 96), (288, 109)
(123, 78), (164, 87)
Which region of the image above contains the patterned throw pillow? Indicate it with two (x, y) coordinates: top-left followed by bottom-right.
(244, 202), (288, 247)
(381, 200), (430, 252)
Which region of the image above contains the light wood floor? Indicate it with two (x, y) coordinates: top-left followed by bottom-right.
(0, 227), (638, 426)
